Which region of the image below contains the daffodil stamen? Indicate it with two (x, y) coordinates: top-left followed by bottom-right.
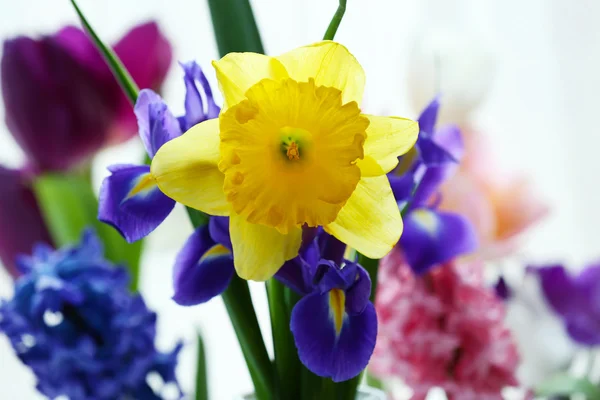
(286, 141), (300, 160)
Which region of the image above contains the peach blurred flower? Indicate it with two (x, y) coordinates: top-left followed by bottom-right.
(438, 126), (548, 258)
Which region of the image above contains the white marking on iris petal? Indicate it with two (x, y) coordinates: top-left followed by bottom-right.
(35, 275), (63, 291)
(146, 371), (164, 394)
(411, 209), (440, 235)
(162, 383), (180, 400)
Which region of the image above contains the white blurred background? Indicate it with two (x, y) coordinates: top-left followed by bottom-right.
(1, 0), (599, 398)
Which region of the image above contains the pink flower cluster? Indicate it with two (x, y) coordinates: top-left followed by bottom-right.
(370, 248), (519, 400)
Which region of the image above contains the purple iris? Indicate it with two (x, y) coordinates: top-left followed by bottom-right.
(391, 97), (477, 274)
(172, 221), (376, 382)
(98, 62), (220, 243)
(284, 237), (377, 382)
(534, 264), (600, 345)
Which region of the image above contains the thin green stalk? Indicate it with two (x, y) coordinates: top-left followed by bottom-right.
(69, 0), (139, 104)
(323, 0), (348, 41)
(195, 333), (209, 400)
(267, 280), (301, 400)
(223, 275), (274, 400)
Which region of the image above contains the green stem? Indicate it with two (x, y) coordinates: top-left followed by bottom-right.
(323, 0), (348, 41)
(207, 0), (264, 55)
(195, 333), (209, 400)
(222, 275), (274, 400)
(267, 280), (302, 400)
(186, 207), (210, 229)
(69, 0), (139, 104)
(358, 254), (379, 303)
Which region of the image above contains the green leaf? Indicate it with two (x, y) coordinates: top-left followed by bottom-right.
(267, 279), (301, 400)
(323, 0), (348, 41)
(195, 332), (209, 400)
(536, 374), (600, 399)
(357, 253), (379, 303)
(33, 173), (142, 291)
(69, 0), (139, 105)
(222, 275), (274, 400)
(206, 0), (264, 56)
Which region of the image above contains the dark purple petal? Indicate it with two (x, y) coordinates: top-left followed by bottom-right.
(2, 36), (114, 172)
(535, 266), (580, 317)
(291, 292), (377, 382)
(98, 164), (175, 243)
(494, 276), (511, 300)
(134, 89), (181, 158)
(180, 61), (220, 130)
(565, 320), (600, 345)
(410, 164), (455, 208)
(388, 172), (415, 204)
(111, 21), (173, 142)
(315, 261), (350, 293)
(319, 234), (347, 266)
(417, 96), (440, 135)
(0, 167), (53, 277)
(208, 216), (231, 250)
(172, 227), (234, 306)
(417, 135), (456, 166)
(345, 265), (371, 315)
(276, 240), (321, 295)
(433, 124), (464, 160)
(400, 208), (478, 274)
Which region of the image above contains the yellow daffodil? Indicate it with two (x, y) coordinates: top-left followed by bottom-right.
(151, 41), (418, 281)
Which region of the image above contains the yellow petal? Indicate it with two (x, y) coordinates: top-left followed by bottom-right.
(230, 213), (302, 281)
(326, 175), (402, 258)
(212, 53), (288, 110)
(362, 115), (419, 175)
(151, 118), (229, 216)
(276, 41), (365, 105)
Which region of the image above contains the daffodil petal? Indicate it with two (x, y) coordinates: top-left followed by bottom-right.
(212, 53), (288, 109)
(276, 41), (365, 105)
(229, 213), (302, 281)
(326, 175), (402, 258)
(151, 118), (229, 215)
(363, 115), (419, 174)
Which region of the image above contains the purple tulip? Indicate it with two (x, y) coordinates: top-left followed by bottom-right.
(1, 21), (172, 173)
(0, 167), (53, 277)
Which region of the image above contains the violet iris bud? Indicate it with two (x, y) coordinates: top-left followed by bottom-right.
(1, 21), (172, 172)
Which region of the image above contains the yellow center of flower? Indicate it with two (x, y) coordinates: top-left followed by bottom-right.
(219, 78), (369, 233)
(329, 288), (346, 336)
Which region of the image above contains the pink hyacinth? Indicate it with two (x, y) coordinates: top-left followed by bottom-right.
(370, 248), (519, 400)
(438, 126), (548, 259)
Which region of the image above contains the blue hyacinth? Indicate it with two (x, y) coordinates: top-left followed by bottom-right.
(0, 229), (182, 400)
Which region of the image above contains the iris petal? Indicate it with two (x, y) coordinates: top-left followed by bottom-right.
(291, 292), (377, 382)
(151, 118), (230, 216)
(229, 213), (302, 281)
(134, 89), (181, 158)
(98, 164), (175, 243)
(172, 226), (235, 305)
(400, 208), (477, 274)
(417, 96), (440, 135)
(362, 115), (419, 174)
(326, 175), (402, 259)
(276, 41), (365, 105)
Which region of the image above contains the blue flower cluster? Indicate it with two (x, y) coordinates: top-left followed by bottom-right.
(0, 230), (182, 400)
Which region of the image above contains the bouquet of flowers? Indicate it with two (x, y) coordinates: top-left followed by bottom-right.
(0, 1), (597, 399)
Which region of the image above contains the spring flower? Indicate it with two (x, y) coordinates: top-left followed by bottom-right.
(438, 127), (548, 258)
(370, 248), (519, 400)
(0, 167), (52, 277)
(389, 98), (477, 274)
(151, 41), (419, 281)
(1, 22), (171, 173)
(534, 263), (600, 346)
(172, 221), (376, 381)
(0, 230), (182, 399)
(98, 62), (219, 242)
